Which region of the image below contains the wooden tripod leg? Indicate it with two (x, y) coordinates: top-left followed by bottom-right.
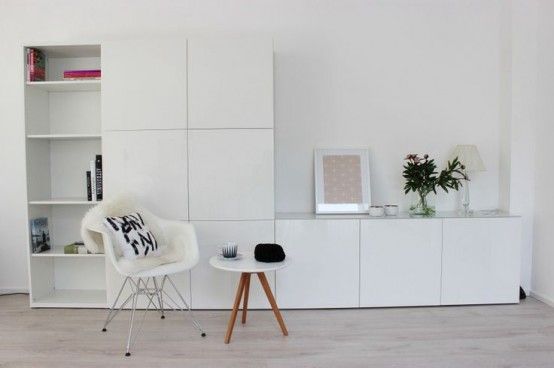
(241, 273), (251, 324)
(257, 272), (288, 336)
(225, 273), (247, 344)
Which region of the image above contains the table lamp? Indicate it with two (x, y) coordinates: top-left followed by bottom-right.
(450, 145), (486, 214)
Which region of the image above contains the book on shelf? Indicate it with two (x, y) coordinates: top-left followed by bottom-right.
(95, 155), (103, 201)
(87, 155), (103, 201)
(26, 48), (46, 82)
(63, 69), (101, 80)
(89, 160), (97, 201)
(86, 171), (92, 201)
(30, 217), (51, 254)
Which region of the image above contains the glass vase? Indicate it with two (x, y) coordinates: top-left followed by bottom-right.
(409, 190), (436, 217)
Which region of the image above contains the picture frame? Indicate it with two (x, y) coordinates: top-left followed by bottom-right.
(314, 148), (371, 214)
(30, 217), (51, 254)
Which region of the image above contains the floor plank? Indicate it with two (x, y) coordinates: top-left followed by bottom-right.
(1, 295), (554, 367)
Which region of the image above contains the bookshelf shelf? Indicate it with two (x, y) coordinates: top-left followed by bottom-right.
(32, 247), (104, 258)
(28, 198), (98, 205)
(27, 134), (101, 140)
(26, 80), (101, 92)
(31, 289), (107, 308)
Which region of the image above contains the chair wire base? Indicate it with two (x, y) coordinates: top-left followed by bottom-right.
(101, 275), (206, 356)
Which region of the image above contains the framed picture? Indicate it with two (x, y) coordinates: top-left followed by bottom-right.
(314, 148), (371, 214)
(30, 217), (51, 254)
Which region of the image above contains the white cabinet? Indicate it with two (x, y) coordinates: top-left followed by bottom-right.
(190, 221), (275, 309)
(102, 38), (187, 130)
(360, 219), (442, 307)
(275, 219), (359, 308)
(103, 130), (188, 219)
(441, 218), (521, 305)
(188, 37), (273, 129)
(188, 129), (274, 220)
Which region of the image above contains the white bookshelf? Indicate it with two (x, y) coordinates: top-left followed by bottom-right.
(24, 43), (106, 308)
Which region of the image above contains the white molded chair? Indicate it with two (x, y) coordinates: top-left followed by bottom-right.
(81, 196), (205, 356)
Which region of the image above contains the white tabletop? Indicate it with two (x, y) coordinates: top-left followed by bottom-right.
(209, 254), (289, 273)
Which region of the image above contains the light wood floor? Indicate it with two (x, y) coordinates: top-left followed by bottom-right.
(1, 295), (554, 368)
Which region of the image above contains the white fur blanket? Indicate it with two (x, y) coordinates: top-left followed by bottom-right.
(80, 196), (183, 274)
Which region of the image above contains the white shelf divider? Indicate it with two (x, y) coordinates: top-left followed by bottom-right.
(28, 198), (98, 205)
(27, 134), (101, 140)
(32, 247), (104, 258)
(26, 80), (101, 92)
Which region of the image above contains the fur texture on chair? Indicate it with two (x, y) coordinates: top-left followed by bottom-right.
(81, 195), (184, 274)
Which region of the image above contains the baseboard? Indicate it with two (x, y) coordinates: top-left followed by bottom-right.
(530, 291), (554, 307)
(0, 288), (28, 295)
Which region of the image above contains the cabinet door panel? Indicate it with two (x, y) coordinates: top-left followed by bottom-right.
(103, 130), (188, 219)
(190, 221), (274, 309)
(275, 220), (359, 308)
(103, 38), (187, 130)
(360, 219), (442, 307)
(441, 218), (521, 305)
(188, 129), (274, 220)
(188, 37), (273, 128)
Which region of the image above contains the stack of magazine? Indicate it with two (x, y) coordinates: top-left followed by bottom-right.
(87, 154), (103, 201)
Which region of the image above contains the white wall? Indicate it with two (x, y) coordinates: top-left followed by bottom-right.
(0, 0), (531, 291)
(531, 0), (554, 305)
(510, 0), (538, 295)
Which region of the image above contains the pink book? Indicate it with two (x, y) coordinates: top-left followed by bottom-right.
(63, 69), (101, 78)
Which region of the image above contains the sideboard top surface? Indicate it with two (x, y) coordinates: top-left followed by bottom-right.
(275, 211), (519, 220)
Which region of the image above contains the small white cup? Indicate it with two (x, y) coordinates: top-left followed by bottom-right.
(369, 206), (385, 217)
(222, 242), (238, 258)
(384, 205), (399, 216)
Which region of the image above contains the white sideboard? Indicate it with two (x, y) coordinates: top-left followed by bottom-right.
(274, 212), (521, 308)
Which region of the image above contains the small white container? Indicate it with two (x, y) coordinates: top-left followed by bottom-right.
(384, 205), (399, 216)
(369, 206), (385, 217)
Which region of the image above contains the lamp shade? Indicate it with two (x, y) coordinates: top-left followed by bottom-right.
(450, 145), (485, 172)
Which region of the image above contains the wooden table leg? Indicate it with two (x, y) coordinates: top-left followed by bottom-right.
(241, 273), (251, 324)
(257, 272), (288, 336)
(224, 273), (247, 344)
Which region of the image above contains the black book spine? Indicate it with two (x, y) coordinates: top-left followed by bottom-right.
(86, 171), (92, 201)
(95, 154), (103, 201)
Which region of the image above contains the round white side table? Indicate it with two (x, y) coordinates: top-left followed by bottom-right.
(209, 255), (289, 344)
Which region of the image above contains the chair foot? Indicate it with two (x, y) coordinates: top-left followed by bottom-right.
(161, 315), (165, 319)
(201, 332), (206, 337)
(102, 328), (107, 332)
(125, 352), (131, 357)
